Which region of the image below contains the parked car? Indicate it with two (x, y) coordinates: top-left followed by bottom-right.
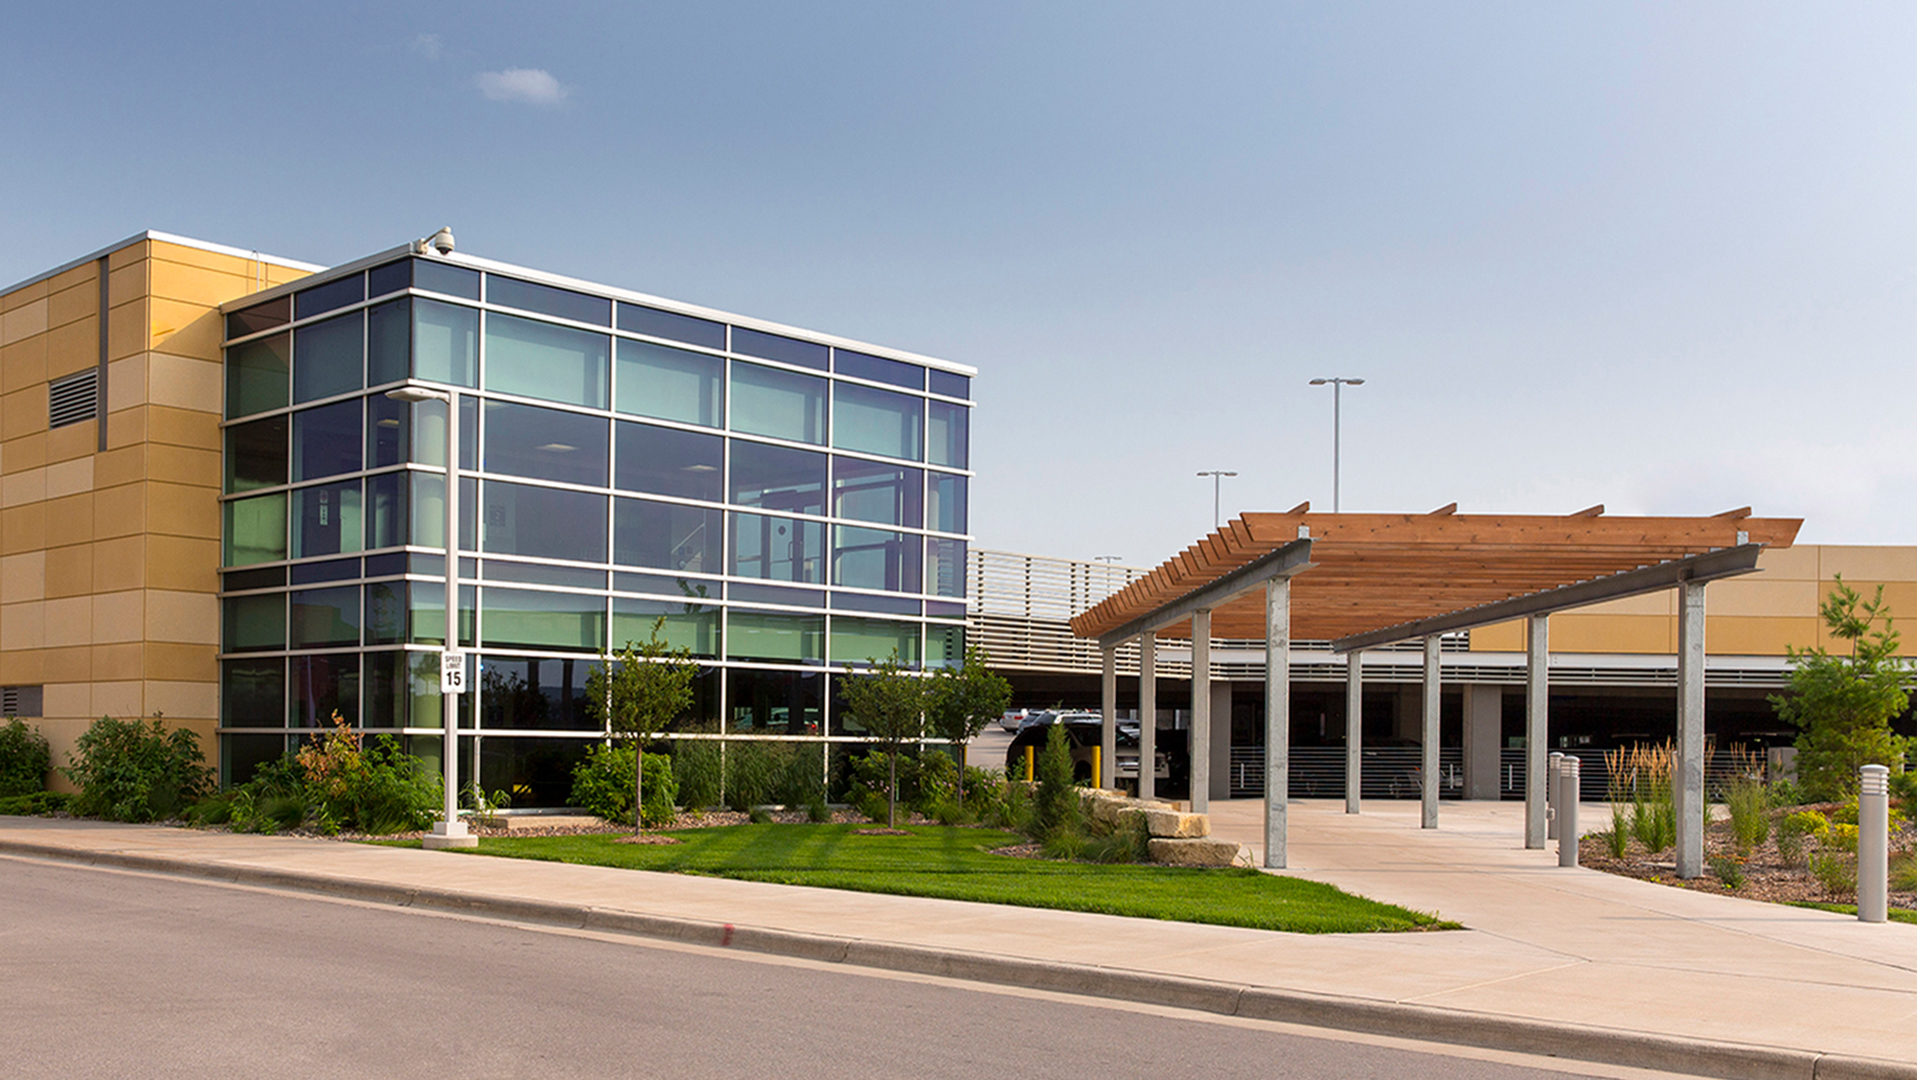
(998, 708), (1037, 733)
(1004, 712), (1181, 795)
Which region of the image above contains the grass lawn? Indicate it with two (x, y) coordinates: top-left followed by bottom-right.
(1783, 900), (1917, 924)
(449, 823), (1456, 933)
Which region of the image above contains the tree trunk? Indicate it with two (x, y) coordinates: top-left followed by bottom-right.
(634, 745), (645, 836)
(888, 749), (898, 829)
(956, 741), (966, 809)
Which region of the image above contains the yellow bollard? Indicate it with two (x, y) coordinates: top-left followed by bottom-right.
(1092, 746), (1102, 789)
(1024, 745), (1034, 783)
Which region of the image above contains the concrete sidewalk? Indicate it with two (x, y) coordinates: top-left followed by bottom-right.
(0, 803), (1911, 1080)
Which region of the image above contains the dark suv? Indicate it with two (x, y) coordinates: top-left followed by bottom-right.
(1003, 711), (1178, 794)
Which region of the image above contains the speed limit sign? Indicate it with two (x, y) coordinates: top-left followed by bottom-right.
(440, 651), (467, 695)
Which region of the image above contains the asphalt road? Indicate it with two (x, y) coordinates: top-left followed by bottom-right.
(0, 858), (1632, 1079)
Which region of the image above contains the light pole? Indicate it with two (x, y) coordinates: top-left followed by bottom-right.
(1195, 470), (1238, 527)
(1307, 377), (1364, 512)
(386, 384), (475, 849)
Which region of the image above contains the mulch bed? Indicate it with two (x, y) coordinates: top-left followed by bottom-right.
(1579, 802), (1916, 911)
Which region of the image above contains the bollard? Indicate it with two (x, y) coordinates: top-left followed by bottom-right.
(1024, 745), (1034, 784)
(1859, 765), (1889, 924)
(1092, 746), (1102, 790)
(1547, 752), (1564, 841)
(1558, 755), (1580, 868)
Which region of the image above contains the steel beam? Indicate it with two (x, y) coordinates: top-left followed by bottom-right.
(1098, 539), (1313, 649)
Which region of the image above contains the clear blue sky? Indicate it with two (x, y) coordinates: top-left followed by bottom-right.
(4, 2), (1912, 565)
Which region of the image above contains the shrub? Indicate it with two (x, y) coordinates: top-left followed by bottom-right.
(1603, 825), (1629, 859)
(1030, 723), (1081, 840)
(1893, 770), (1916, 821)
(1708, 855), (1746, 889)
(1893, 853), (1916, 893)
(572, 743), (677, 827)
(724, 741), (785, 811)
(0, 791), (71, 815)
(1775, 811), (1816, 868)
(1809, 851), (1853, 896)
(771, 744), (827, 808)
(1766, 777), (1806, 809)
(0, 718), (51, 797)
(63, 717), (211, 822)
(672, 741), (723, 810)
(1724, 775), (1770, 854)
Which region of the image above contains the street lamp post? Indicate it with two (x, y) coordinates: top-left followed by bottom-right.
(1195, 470), (1238, 528)
(385, 384), (475, 849)
(1307, 377), (1364, 512)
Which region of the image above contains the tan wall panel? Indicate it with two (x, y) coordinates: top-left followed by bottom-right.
(147, 405), (217, 451)
(44, 265), (95, 297)
(105, 355), (145, 412)
(149, 242), (259, 277)
(1, 297), (49, 345)
(36, 715), (91, 792)
(3, 433), (46, 474)
(106, 240), (150, 272)
(145, 679), (217, 721)
(146, 535), (218, 592)
(0, 647), (46, 685)
(107, 258), (148, 309)
(92, 535), (145, 593)
(43, 595), (91, 647)
(44, 456), (92, 499)
(147, 352), (222, 414)
(2, 501), (47, 554)
(43, 645), (89, 684)
(45, 317), (94, 378)
(1576, 591), (1675, 616)
(1, 550), (46, 600)
(3, 385), (46, 434)
(42, 545), (90, 598)
(1820, 546), (1917, 582)
(150, 259), (258, 308)
(92, 680), (143, 720)
(91, 482), (146, 540)
(1, 335), (48, 394)
(1707, 578), (1821, 617)
(94, 446), (144, 489)
(145, 589), (217, 644)
(149, 298), (223, 360)
(266, 265), (313, 287)
(1471, 619), (1524, 651)
(90, 590), (143, 644)
(90, 642), (144, 682)
(40, 681), (89, 719)
(1756, 545), (1816, 581)
(2, 278), (50, 310)
(2, 466), (46, 507)
(144, 642), (215, 682)
(107, 299), (147, 363)
(146, 480), (219, 539)
(44, 422), (95, 465)
(47, 278), (97, 329)
(147, 444), (218, 488)
(1818, 577), (1916, 617)
(1545, 614), (1673, 654)
(1703, 616), (1820, 656)
(0, 600), (44, 650)
(43, 492), (92, 548)
(105, 405), (146, 450)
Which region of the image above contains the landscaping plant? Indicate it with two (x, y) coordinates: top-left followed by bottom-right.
(924, 646), (1011, 808)
(63, 716), (212, 823)
(672, 741), (723, 810)
(838, 650), (927, 828)
(0, 717), (51, 797)
(1769, 577), (1915, 802)
(1030, 722), (1082, 841)
(1723, 772), (1771, 854)
(572, 743), (678, 827)
(586, 618), (701, 835)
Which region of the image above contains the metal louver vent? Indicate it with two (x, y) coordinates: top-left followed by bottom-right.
(0, 685), (43, 716)
(49, 370), (99, 429)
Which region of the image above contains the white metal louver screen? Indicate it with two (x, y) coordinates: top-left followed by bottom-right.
(48, 370), (98, 429)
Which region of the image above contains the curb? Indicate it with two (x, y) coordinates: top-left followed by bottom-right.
(1, 837), (1910, 1080)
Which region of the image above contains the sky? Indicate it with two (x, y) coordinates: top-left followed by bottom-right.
(3, 2), (1913, 567)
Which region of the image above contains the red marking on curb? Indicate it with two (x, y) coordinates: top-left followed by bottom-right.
(721, 923), (734, 946)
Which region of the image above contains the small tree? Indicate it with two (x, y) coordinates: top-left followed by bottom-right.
(839, 650), (926, 828)
(587, 618), (700, 834)
(1770, 577), (1915, 801)
(925, 647), (1011, 807)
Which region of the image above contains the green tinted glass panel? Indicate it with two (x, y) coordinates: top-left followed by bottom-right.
(367, 298), (410, 385)
(926, 624), (965, 669)
(293, 311), (363, 404)
(289, 585), (361, 648)
(224, 492), (287, 566)
(408, 582), (476, 647)
(928, 401), (968, 468)
(731, 363), (826, 445)
(414, 299), (478, 387)
(832, 383), (923, 461)
(828, 617), (920, 665)
(484, 312), (608, 407)
(222, 593), (286, 652)
(611, 598), (720, 658)
(291, 481), (363, 559)
(726, 611), (824, 663)
(479, 587), (606, 652)
(225, 415), (287, 494)
(616, 339), (722, 427)
(226, 333), (289, 419)
(364, 581), (407, 645)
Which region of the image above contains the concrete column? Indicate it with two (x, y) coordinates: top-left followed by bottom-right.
(1421, 634), (1441, 829)
(1100, 647), (1117, 792)
(1344, 652), (1363, 814)
(1190, 609), (1212, 814)
(1209, 682), (1232, 801)
(1675, 580), (1706, 880)
(1264, 577), (1290, 869)
(1463, 684), (1502, 801)
(1525, 614), (1549, 850)
(1139, 632), (1158, 802)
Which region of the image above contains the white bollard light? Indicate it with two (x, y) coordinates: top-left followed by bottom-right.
(1858, 765), (1889, 924)
(1547, 752), (1564, 841)
(1558, 755), (1581, 868)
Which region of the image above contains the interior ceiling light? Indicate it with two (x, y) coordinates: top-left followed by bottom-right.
(535, 443), (577, 453)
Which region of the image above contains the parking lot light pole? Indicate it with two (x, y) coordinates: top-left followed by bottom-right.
(1307, 378), (1364, 512)
(385, 384), (475, 849)
(1196, 470), (1238, 528)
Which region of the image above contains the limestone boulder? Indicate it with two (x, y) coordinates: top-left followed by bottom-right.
(1147, 838), (1251, 868)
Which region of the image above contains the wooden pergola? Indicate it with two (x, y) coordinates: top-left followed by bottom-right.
(1068, 506), (1802, 876)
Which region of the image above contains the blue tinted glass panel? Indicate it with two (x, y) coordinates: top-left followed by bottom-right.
(292, 481), (362, 559)
(484, 313), (608, 408)
(289, 585), (361, 648)
(928, 370), (970, 399)
(615, 338), (722, 427)
(613, 498), (722, 574)
(480, 587), (607, 652)
(287, 557), (359, 584)
(481, 482), (606, 563)
(928, 472), (966, 533)
(365, 581), (407, 645)
(367, 261), (410, 298)
(833, 383), (923, 461)
(835, 349), (923, 390)
(226, 333), (288, 419)
(831, 458), (921, 528)
(729, 582), (824, 608)
(926, 538), (966, 598)
(831, 592), (920, 616)
(925, 600), (966, 619)
(221, 659), (285, 727)
(366, 395), (408, 468)
(731, 512), (824, 584)
(483, 560), (606, 589)
(294, 275), (364, 321)
(365, 471), (407, 550)
(730, 441), (825, 515)
(484, 401), (608, 487)
(366, 298), (409, 385)
(292, 400), (362, 481)
(289, 654), (360, 727)
(226, 415), (287, 494)
(363, 551), (407, 576)
(617, 303), (726, 350)
(414, 260), (481, 300)
(614, 571), (719, 600)
(227, 296), (290, 341)
(831, 526), (921, 593)
(414, 299), (478, 387)
(485, 275), (611, 326)
(614, 421), (723, 501)
(409, 475), (479, 553)
(928, 401), (968, 468)
(293, 311), (363, 403)
(409, 394), (478, 469)
(477, 656), (596, 730)
(731, 363), (826, 445)
(732, 327), (828, 370)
